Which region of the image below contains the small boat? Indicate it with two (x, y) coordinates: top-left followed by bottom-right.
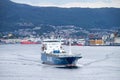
(41, 39), (82, 67)
(20, 40), (39, 44)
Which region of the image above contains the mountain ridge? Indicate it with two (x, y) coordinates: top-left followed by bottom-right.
(0, 0), (120, 32)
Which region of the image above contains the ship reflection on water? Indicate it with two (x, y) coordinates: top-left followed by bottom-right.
(56, 66), (80, 69)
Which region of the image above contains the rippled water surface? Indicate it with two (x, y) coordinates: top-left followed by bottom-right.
(0, 44), (120, 80)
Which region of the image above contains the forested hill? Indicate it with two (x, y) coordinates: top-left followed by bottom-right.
(0, 0), (120, 32)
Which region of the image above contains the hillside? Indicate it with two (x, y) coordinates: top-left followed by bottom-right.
(0, 0), (120, 32)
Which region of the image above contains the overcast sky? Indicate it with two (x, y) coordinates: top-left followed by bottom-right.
(10, 0), (120, 8)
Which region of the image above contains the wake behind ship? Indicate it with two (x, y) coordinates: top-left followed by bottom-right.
(41, 39), (82, 67)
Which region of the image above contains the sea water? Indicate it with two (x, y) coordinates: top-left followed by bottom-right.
(0, 44), (120, 80)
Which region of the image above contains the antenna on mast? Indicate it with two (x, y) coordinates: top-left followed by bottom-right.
(69, 38), (72, 55)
